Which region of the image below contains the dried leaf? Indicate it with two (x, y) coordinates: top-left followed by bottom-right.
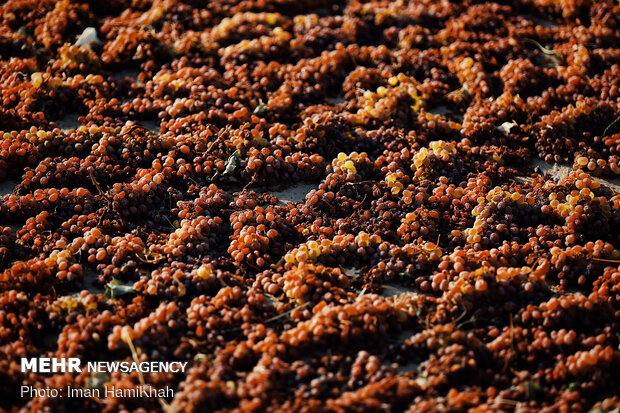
(104, 278), (136, 299)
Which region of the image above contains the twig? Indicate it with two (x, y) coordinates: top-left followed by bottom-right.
(264, 302), (309, 323)
(124, 333), (171, 411)
(602, 115), (620, 137)
(89, 171), (106, 197)
(242, 172), (258, 191)
(522, 38), (557, 56)
(589, 257), (620, 264)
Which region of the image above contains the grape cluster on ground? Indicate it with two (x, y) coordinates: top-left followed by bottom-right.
(0, 0), (620, 412)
